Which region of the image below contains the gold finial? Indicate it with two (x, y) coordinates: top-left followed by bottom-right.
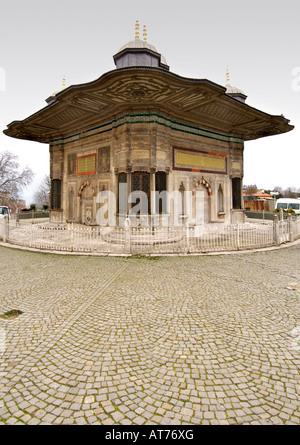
(143, 25), (147, 41)
(135, 20), (140, 39)
(62, 75), (66, 89)
(226, 66), (230, 84)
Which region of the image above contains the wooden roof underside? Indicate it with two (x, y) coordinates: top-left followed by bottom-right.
(3, 67), (294, 143)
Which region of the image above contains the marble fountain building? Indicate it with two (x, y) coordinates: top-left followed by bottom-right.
(4, 26), (293, 230)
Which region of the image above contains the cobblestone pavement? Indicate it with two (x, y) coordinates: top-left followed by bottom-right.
(0, 244), (299, 425)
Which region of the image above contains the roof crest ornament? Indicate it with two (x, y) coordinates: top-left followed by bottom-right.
(226, 66), (230, 85)
(143, 25), (147, 41)
(135, 20), (140, 39)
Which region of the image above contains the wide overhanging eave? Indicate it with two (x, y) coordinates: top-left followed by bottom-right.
(3, 67), (294, 143)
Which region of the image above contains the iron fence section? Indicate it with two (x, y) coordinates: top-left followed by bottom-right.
(5, 216), (299, 255)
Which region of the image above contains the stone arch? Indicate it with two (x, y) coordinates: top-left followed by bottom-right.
(192, 176), (212, 196)
(192, 176), (212, 223)
(78, 181), (96, 225)
(78, 180), (96, 198)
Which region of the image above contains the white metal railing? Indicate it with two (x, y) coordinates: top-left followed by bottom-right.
(188, 223), (275, 253)
(293, 215), (300, 240)
(0, 215), (9, 242)
(4, 216), (300, 255)
(278, 219), (290, 244)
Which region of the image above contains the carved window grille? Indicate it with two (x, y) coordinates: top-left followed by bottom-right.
(118, 173), (127, 214)
(131, 172), (150, 214)
(155, 172), (167, 214)
(51, 179), (61, 209)
(232, 178), (242, 209)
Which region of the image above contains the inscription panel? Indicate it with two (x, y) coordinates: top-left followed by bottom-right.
(173, 147), (227, 174)
(77, 154), (96, 176)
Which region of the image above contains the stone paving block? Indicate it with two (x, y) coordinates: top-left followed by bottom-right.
(62, 418), (74, 425)
(0, 244), (300, 425)
(27, 418), (41, 425)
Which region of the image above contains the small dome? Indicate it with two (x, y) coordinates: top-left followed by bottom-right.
(118, 39), (157, 53)
(114, 37), (169, 71)
(117, 39), (168, 66)
(225, 83), (247, 103)
(225, 84), (245, 95)
(45, 91), (60, 105)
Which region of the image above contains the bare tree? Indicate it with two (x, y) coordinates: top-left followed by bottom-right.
(245, 186), (258, 196)
(283, 187), (298, 199)
(0, 151), (34, 199)
(33, 175), (50, 208)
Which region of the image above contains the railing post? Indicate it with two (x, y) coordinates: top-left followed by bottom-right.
(288, 214), (294, 243)
(30, 223), (33, 247)
(273, 215), (280, 245)
(185, 221), (189, 254)
(236, 224), (240, 250)
(296, 216), (300, 239)
(2, 215), (9, 242)
(124, 217), (131, 254)
(70, 222), (74, 251)
(279, 208), (284, 221)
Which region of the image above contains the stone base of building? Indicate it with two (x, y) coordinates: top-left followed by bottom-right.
(49, 210), (64, 224)
(231, 209), (246, 224)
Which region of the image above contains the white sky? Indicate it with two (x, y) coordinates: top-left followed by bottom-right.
(0, 0), (299, 204)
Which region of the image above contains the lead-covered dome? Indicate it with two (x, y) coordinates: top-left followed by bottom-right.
(226, 84), (246, 95)
(224, 68), (247, 102)
(113, 37), (169, 71)
(225, 84), (247, 102)
(117, 39), (157, 54)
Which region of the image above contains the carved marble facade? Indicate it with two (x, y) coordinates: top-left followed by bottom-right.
(47, 111), (247, 226)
